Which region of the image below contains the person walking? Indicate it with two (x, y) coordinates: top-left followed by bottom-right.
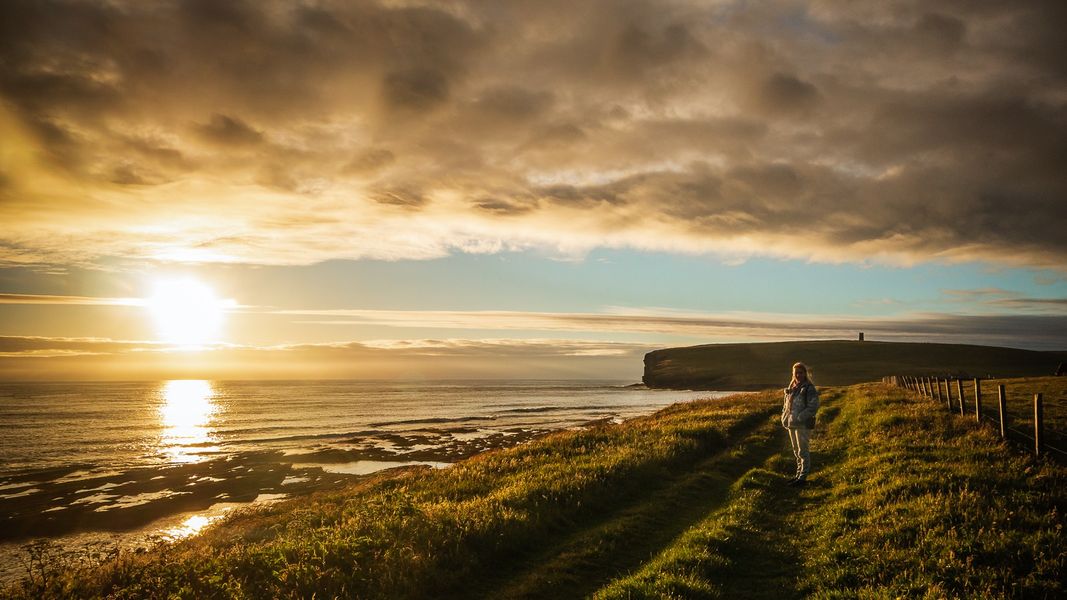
(782, 362), (819, 486)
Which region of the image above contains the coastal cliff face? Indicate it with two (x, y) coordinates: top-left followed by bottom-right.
(642, 340), (1067, 391)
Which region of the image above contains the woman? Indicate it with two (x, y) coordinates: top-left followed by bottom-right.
(782, 362), (819, 486)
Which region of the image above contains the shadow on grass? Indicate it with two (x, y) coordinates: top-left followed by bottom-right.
(710, 390), (849, 599)
(466, 415), (785, 600)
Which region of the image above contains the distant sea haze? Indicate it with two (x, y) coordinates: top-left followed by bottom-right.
(0, 380), (721, 582)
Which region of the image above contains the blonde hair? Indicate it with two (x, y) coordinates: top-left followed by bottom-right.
(790, 362), (813, 387)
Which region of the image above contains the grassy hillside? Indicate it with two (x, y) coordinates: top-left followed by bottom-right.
(5, 383), (1064, 599)
(642, 340), (1067, 390)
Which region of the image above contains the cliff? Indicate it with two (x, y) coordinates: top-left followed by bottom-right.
(642, 340), (1067, 390)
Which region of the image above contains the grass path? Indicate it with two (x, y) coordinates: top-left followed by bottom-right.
(478, 413), (788, 599)
(591, 385), (1064, 599)
(467, 388), (849, 599)
(586, 394), (844, 599)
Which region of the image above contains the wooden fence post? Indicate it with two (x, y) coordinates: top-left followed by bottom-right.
(956, 379), (965, 416)
(997, 384), (1007, 440)
(944, 378), (952, 410)
(1034, 393), (1044, 457)
(974, 378), (981, 423)
(934, 377), (941, 402)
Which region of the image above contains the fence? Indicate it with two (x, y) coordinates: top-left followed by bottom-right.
(883, 375), (1066, 460)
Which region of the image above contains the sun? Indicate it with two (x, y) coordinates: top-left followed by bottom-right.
(145, 278), (233, 346)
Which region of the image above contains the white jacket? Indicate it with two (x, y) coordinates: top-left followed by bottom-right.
(782, 381), (819, 429)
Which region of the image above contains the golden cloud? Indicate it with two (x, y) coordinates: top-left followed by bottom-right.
(1, 1), (1065, 269)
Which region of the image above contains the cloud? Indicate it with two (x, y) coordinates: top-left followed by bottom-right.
(0, 1), (1065, 269)
(3, 301), (1065, 381)
(0, 336), (651, 380)
(273, 305), (1067, 349)
(3, 292), (1065, 350)
(941, 288), (1067, 314)
(0, 293), (142, 306)
(195, 114), (264, 146)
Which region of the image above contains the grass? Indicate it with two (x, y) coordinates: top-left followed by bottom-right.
(921, 375), (1067, 450)
(4, 384), (1064, 599)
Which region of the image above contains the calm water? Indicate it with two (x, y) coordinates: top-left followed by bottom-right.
(0, 380), (712, 477)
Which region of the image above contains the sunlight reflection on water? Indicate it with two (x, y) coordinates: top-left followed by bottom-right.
(158, 512), (226, 541)
(159, 380), (219, 463)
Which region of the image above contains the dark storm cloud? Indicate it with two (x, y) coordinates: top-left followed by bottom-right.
(0, 0), (1065, 267)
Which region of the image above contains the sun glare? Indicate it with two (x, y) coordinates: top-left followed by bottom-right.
(159, 379), (219, 463)
(146, 278), (232, 346)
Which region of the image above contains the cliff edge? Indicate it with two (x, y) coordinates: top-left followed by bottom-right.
(642, 340), (1067, 390)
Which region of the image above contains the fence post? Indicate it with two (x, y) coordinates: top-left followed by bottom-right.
(997, 384), (1007, 440)
(934, 377), (941, 402)
(925, 377), (932, 397)
(1034, 394), (1044, 457)
(974, 378), (981, 423)
(944, 378), (952, 410)
(956, 379), (965, 416)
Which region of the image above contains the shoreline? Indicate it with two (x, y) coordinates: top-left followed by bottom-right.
(0, 381), (728, 587)
(0, 416), (604, 584)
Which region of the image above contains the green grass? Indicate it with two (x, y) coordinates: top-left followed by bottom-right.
(642, 340), (1067, 390)
(591, 385), (1064, 599)
(921, 375), (1066, 449)
(4, 384), (1064, 599)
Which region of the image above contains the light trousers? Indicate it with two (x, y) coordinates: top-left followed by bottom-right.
(787, 427), (812, 479)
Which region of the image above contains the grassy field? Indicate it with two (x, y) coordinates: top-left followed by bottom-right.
(917, 375), (1067, 451)
(642, 340), (1067, 390)
(4, 384), (1064, 599)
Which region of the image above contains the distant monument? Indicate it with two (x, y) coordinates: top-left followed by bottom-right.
(858, 332), (865, 342)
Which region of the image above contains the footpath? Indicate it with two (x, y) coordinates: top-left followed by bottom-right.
(475, 384), (1064, 599)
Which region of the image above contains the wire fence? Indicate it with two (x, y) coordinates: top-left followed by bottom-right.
(884, 375), (1067, 461)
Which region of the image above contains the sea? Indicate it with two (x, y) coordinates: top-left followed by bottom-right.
(0, 380), (723, 583)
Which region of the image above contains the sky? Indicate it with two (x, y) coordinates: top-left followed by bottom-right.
(1, 0), (1066, 381)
